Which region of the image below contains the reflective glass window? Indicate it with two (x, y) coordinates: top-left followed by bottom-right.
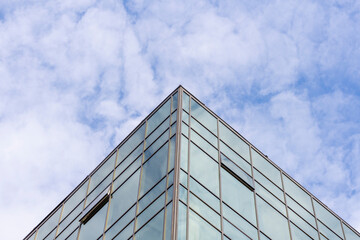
(138, 177), (166, 213)
(283, 174), (313, 213)
(343, 224), (360, 240)
(57, 201), (84, 235)
(314, 200), (343, 237)
(221, 168), (256, 226)
(182, 110), (189, 124)
(168, 135), (176, 172)
(180, 135), (188, 172)
(182, 92), (190, 112)
(145, 117), (169, 148)
(191, 129), (218, 161)
(251, 149), (282, 188)
(104, 205), (135, 240)
(286, 195), (316, 227)
(36, 206), (62, 240)
(188, 209), (221, 240)
(256, 196), (290, 240)
(190, 117), (217, 147)
(88, 152), (116, 193)
(140, 142), (169, 197)
(254, 169), (283, 201)
(223, 219), (251, 240)
(189, 192), (220, 229)
(189, 176), (220, 213)
(288, 208), (318, 240)
(56, 214), (81, 239)
(317, 220), (342, 240)
(78, 202), (108, 240)
(290, 223), (313, 240)
(219, 122), (250, 162)
(61, 180), (88, 221)
(166, 185), (173, 204)
(107, 169), (140, 227)
(180, 169), (188, 188)
(146, 99), (171, 136)
(136, 193), (165, 230)
(113, 155), (141, 191)
(113, 221), (134, 240)
(220, 141), (251, 175)
(117, 123), (145, 164)
(144, 130), (169, 161)
(171, 109), (177, 125)
(85, 173), (112, 207)
(135, 209), (164, 240)
(62, 228), (78, 240)
(222, 203), (258, 240)
(115, 143), (142, 178)
(177, 201), (187, 240)
(190, 99), (217, 135)
(190, 142), (219, 196)
(172, 92), (178, 112)
(179, 184), (188, 204)
(221, 154), (253, 189)
(255, 182), (286, 215)
(182, 121), (189, 137)
(164, 202), (173, 240)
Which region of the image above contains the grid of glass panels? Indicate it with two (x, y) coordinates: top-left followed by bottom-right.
(26, 91), (179, 240)
(25, 86), (360, 240)
(177, 89), (360, 240)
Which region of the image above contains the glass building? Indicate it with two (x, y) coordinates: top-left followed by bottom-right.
(24, 86), (360, 240)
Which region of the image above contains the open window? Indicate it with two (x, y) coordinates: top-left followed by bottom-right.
(79, 186), (111, 224)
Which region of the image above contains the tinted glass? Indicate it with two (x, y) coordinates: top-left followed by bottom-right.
(117, 123), (145, 164)
(146, 99), (170, 136)
(188, 209), (221, 240)
(314, 200), (343, 237)
(78, 202), (108, 240)
(182, 92), (190, 112)
(283, 174), (313, 213)
(135, 209), (164, 240)
(191, 99), (217, 135)
(36, 206), (62, 240)
(190, 117), (217, 147)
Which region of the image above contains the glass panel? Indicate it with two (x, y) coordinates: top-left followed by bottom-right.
(189, 177), (220, 213)
(223, 219), (251, 240)
(170, 122), (177, 137)
(88, 152), (116, 194)
(164, 202), (173, 240)
(256, 196), (290, 240)
(43, 227), (57, 240)
(182, 121), (189, 137)
(107, 169), (140, 228)
(190, 129), (218, 161)
(171, 110), (177, 125)
(317, 220), (342, 240)
(260, 232), (271, 240)
(314, 200), (343, 237)
(172, 92), (178, 112)
(220, 141), (251, 175)
(182, 92), (190, 112)
(221, 154), (253, 189)
(166, 185), (173, 204)
(254, 169), (284, 201)
(168, 135), (176, 172)
(85, 173), (112, 207)
(189, 192), (220, 229)
(138, 177), (166, 213)
(190, 117), (217, 147)
(290, 223), (313, 240)
(104, 205), (135, 240)
(144, 129), (168, 161)
(190, 142), (219, 196)
(115, 143), (143, 178)
(113, 221), (134, 240)
(61, 180), (88, 221)
(222, 203), (258, 240)
(251, 149), (282, 188)
(140, 142), (169, 197)
(255, 182), (286, 215)
(177, 202), (187, 240)
(283, 174), (313, 213)
(180, 135), (189, 172)
(182, 110), (189, 124)
(117, 123), (145, 165)
(57, 201), (84, 235)
(145, 117), (169, 148)
(147, 99), (171, 136)
(219, 122), (250, 162)
(36, 206), (62, 240)
(288, 208), (318, 240)
(56, 214), (81, 240)
(188, 209), (221, 240)
(286, 195), (316, 227)
(190, 99), (217, 135)
(113, 155), (141, 191)
(136, 194), (165, 230)
(343, 224), (360, 240)
(167, 170), (174, 187)
(78, 202), (108, 240)
(221, 168), (256, 225)
(179, 184), (188, 204)
(63, 228), (79, 240)
(135, 209), (164, 240)
(180, 169), (188, 188)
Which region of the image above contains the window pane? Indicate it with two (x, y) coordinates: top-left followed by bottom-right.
(251, 149), (282, 188)
(113, 155), (141, 192)
(138, 177), (166, 214)
(343, 224), (360, 240)
(166, 185), (174, 204)
(222, 203), (258, 240)
(283, 174), (313, 213)
(88, 152), (116, 194)
(290, 222), (313, 240)
(57, 201), (84, 235)
(288, 208), (318, 240)
(168, 135), (176, 172)
(190, 129), (218, 161)
(254, 169), (283, 201)
(255, 182), (286, 215)
(140, 142), (169, 197)
(36, 206), (62, 240)
(85, 173), (112, 207)
(117, 123), (145, 164)
(136, 193), (165, 230)
(135, 209), (164, 240)
(147, 99), (171, 136)
(179, 184), (187, 204)
(190, 99), (217, 135)
(113, 221), (134, 240)
(145, 117), (169, 148)
(164, 202), (173, 240)
(219, 122), (250, 162)
(171, 110), (177, 125)
(180, 169), (188, 188)
(172, 92), (178, 112)
(182, 92), (190, 112)
(182, 121), (189, 137)
(190, 142), (219, 196)
(314, 200), (343, 237)
(189, 192), (220, 229)
(190, 117), (217, 147)
(115, 143), (143, 178)
(223, 219), (251, 240)
(317, 220), (342, 240)
(188, 209), (221, 240)
(221, 168), (256, 225)
(107, 169), (140, 228)
(256, 196), (290, 240)
(177, 201), (187, 240)
(78, 202), (108, 240)
(189, 176), (220, 213)
(104, 205), (135, 240)
(61, 180), (88, 221)
(182, 110), (189, 124)
(220, 141), (251, 175)
(180, 135), (188, 172)
(221, 154), (253, 189)
(144, 130), (169, 161)
(286, 195), (316, 227)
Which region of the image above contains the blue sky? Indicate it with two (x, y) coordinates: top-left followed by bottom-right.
(0, 0), (359, 239)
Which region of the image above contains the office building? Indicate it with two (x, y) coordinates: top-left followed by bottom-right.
(24, 86), (360, 240)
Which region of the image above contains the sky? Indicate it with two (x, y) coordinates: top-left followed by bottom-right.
(0, 0), (360, 239)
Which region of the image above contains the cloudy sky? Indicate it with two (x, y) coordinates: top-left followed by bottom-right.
(0, 0), (360, 239)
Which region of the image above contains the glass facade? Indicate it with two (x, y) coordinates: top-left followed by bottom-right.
(25, 87), (360, 240)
